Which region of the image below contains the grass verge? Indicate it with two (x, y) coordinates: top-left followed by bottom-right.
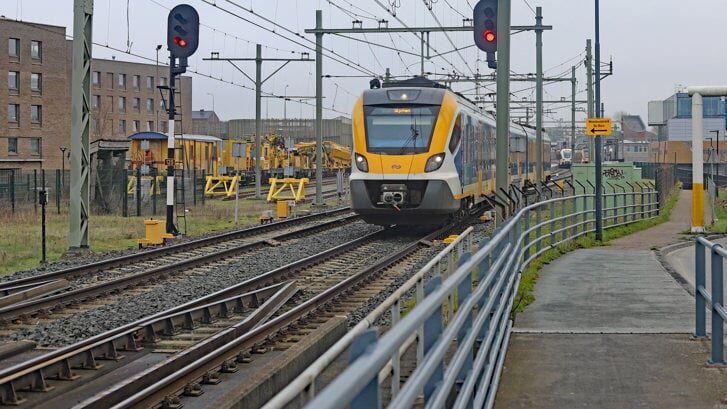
(0, 197), (342, 276)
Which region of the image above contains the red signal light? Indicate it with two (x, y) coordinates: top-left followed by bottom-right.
(173, 36), (187, 47)
(483, 29), (496, 43)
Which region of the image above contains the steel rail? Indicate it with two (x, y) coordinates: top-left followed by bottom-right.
(83, 225), (451, 408)
(0, 282), (294, 406)
(0, 213), (360, 323)
(0, 207), (353, 294)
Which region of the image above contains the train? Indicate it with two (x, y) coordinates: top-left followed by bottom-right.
(349, 77), (550, 226)
(559, 148), (572, 168)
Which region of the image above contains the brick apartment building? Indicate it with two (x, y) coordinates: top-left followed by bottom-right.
(1, 18), (192, 172)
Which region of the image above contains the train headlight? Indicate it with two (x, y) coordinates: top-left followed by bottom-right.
(424, 153), (445, 172)
(355, 153), (369, 172)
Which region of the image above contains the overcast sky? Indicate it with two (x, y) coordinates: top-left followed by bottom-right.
(6, 0), (727, 129)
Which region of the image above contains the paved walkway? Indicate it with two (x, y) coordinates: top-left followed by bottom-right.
(494, 189), (727, 409)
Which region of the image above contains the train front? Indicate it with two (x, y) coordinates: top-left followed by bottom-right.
(349, 85), (461, 226)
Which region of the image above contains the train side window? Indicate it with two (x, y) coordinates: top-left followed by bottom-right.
(449, 113), (462, 153)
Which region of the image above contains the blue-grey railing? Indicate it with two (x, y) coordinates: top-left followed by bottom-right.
(281, 186), (659, 409)
(694, 236), (727, 366)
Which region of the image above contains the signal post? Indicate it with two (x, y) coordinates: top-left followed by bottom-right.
(164, 4), (199, 235)
(473, 1), (550, 219)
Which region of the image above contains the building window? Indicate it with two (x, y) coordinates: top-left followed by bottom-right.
(160, 121), (168, 133)
(8, 104), (19, 122)
(146, 76), (154, 89)
(160, 77), (167, 87)
(132, 75), (140, 90)
(118, 73), (126, 89)
(8, 38), (19, 57)
(8, 138), (18, 154)
(92, 71), (100, 86)
(8, 71), (19, 90)
(118, 96), (126, 112)
(146, 98), (154, 112)
(92, 95), (100, 110)
(30, 138), (40, 155)
(132, 97), (140, 112)
(133, 120), (140, 132)
(30, 105), (42, 124)
(92, 118), (100, 133)
(30, 73), (42, 92)
(107, 96), (114, 112)
(704, 97), (721, 118)
(118, 119), (126, 134)
(106, 72), (114, 89)
(30, 40), (41, 60)
(147, 121), (154, 132)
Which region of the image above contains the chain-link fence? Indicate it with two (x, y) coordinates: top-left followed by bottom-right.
(0, 168), (207, 217)
(0, 169), (65, 213)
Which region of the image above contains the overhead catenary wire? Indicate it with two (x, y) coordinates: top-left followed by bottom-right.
(60, 0), (603, 123)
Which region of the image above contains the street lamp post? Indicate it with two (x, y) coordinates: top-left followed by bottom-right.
(206, 92), (215, 112)
(59, 145), (67, 188)
(155, 44), (162, 132)
(206, 92), (216, 136)
(284, 85), (289, 149)
(707, 137), (715, 184)
(711, 130), (720, 187)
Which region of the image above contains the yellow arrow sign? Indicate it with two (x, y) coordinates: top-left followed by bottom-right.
(586, 117), (612, 135)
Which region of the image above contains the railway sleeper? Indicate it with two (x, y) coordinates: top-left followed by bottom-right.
(0, 382), (26, 405)
(1, 369), (55, 406)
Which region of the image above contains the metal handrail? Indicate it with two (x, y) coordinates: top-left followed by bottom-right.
(272, 188), (661, 409)
(262, 228), (474, 409)
(694, 236), (727, 366)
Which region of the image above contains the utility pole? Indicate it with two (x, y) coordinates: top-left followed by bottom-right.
(535, 7), (546, 189)
(204, 48), (313, 199)
(586, 39), (594, 163)
(69, 0), (92, 251)
(494, 0), (511, 217)
(315, 11), (324, 205)
(595, 0), (603, 241)
(571, 65), (576, 152)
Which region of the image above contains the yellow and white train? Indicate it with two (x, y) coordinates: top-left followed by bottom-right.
(349, 77), (550, 225)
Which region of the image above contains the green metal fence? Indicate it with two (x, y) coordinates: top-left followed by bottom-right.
(0, 168), (206, 217)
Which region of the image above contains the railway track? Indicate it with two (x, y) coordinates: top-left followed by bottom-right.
(0, 221), (459, 408)
(0, 207), (356, 331)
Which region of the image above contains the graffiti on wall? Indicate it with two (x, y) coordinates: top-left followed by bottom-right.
(602, 167), (625, 180)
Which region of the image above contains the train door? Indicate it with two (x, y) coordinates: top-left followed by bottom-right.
(464, 115), (475, 186)
(452, 113), (463, 186)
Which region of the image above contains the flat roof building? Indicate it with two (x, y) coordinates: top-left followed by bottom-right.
(649, 92), (725, 142)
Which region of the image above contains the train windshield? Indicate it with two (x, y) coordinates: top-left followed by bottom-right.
(364, 105), (440, 154)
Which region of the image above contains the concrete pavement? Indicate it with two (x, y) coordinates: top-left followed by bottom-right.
(494, 189), (727, 409)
